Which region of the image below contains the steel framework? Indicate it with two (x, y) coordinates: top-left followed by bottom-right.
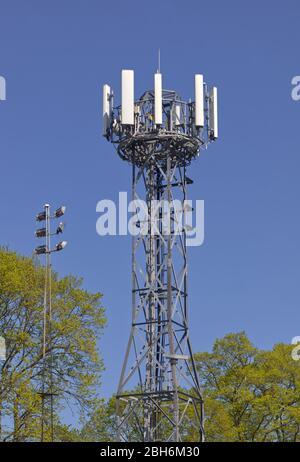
(104, 80), (217, 442)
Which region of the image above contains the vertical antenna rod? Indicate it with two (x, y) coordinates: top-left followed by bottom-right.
(158, 48), (161, 73)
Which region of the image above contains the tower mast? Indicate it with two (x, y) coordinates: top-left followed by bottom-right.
(103, 69), (218, 442)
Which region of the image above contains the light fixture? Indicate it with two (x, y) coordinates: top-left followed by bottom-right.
(54, 206), (66, 218)
(35, 228), (46, 238)
(55, 241), (67, 252)
(36, 211), (46, 222)
(35, 205), (68, 253)
(56, 222), (65, 235)
(34, 245), (48, 255)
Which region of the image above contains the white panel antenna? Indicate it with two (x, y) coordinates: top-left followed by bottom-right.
(103, 84), (111, 136)
(121, 70), (134, 125)
(154, 72), (162, 125)
(209, 86), (218, 139)
(175, 104), (181, 126)
(195, 74), (204, 128)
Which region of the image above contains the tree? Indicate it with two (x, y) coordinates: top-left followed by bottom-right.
(71, 332), (300, 442)
(0, 248), (106, 441)
(80, 397), (117, 442)
(194, 332), (300, 442)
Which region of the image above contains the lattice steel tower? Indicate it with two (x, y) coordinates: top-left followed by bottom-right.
(103, 66), (218, 442)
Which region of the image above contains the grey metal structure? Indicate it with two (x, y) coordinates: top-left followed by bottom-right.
(34, 204), (67, 442)
(103, 70), (218, 442)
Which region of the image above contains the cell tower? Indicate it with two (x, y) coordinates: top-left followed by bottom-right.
(103, 65), (218, 442)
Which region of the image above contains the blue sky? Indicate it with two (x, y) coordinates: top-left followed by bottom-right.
(0, 0), (300, 403)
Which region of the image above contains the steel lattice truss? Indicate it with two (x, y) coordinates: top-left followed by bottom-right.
(116, 146), (204, 442)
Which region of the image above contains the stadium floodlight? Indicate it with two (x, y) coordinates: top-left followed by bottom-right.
(35, 228), (46, 238)
(36, 211), (46, 222)
(55, 241), (67, 252)
(54, 206), (66, 218)
(35, 245), (48, 255)
(56, 222), (65, 234)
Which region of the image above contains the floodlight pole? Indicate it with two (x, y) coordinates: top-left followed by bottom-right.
(35, 203), (67, 443)
(41, 204), (54, 443)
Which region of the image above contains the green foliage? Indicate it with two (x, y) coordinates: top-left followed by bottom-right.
(0, 248), (106, 441)
(1, 249), (298, 443)
(194, 332), (300, 442)
(80, 333), (300, 443)
(80, 397), (117, 442)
